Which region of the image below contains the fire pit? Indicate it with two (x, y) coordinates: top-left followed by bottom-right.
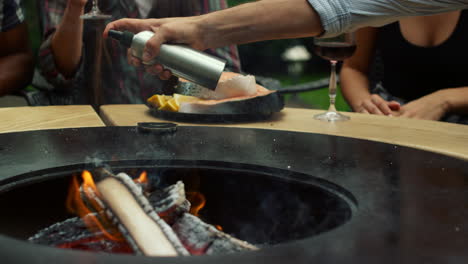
(0, 125), (467, 263)
(1, 164), (353, 245)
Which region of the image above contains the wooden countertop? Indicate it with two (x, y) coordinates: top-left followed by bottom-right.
(100, 105), (468, 160)
(0, 105), (105, 134)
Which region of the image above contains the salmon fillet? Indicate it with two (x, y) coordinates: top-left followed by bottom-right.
(178, 72), (278, 114)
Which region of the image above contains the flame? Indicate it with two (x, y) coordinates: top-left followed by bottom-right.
(186, 191), (224, 231)
(135, 171), (148, 184)
(66, 170), (124, 242)
(65, 174), (80, 214)
(82, 170), (97, 192)
(186, 191), (206, 217)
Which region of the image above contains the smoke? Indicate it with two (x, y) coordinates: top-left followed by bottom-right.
(84, 156), (106, 168)
(217, 172), (352, 246)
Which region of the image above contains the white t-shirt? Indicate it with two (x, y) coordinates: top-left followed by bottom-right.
(135, 0), (152, 18)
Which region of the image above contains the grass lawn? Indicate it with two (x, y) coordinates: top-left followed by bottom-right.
(272, 74), (352, 112)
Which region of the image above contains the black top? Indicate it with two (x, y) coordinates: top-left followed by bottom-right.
(376, 10), (468, 101)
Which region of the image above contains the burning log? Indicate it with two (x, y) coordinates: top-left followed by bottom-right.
(89, 168), (189, 256)
(28, 216), (133, 253)
(147, 181), (190, 225)
(173, 214), (258, 255)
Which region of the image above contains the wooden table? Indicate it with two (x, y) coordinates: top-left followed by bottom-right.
(100, 105), (468, 160)
(0, 105), (105, 134)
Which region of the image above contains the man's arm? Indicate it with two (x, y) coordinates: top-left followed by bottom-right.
(199, 0), (323, 48)
(105, 0), (323, 52)
(0, 23), (33, 96)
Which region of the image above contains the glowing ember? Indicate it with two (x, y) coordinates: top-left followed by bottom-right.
(56, 235), (133, 254)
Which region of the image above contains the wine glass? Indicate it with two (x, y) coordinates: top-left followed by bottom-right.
(313, 33), (356, 121)
(81, 0), (111, 19)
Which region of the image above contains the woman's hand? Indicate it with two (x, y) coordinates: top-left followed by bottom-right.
(354, 94), (401, 115)
(395, 91), (450, 120)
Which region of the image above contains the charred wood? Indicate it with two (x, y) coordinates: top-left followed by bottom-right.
(173, 213), (258, 255)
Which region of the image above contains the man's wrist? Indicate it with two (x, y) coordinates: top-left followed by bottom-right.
(197, 15), (215, 50)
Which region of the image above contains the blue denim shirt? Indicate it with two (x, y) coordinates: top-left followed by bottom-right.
(308, 0), (468, 37)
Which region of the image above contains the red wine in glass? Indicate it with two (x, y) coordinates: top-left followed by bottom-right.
(313, 42), (357, 61)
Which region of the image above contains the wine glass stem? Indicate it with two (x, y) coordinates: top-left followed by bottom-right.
(328, 60), (337, 112)
(92, 0), (99, 12)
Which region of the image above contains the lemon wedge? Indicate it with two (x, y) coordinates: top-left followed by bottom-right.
(150, 93), (200, 112)
(147, 94), (171, 108)
(158, 98), (179, 112)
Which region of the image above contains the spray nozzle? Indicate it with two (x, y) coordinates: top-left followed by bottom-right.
(108, 30), (134, 47)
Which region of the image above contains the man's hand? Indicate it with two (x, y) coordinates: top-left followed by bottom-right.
(395, 91), (450, 121)
(105, 17), (204, 80)
(355, 94), (400, 115)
